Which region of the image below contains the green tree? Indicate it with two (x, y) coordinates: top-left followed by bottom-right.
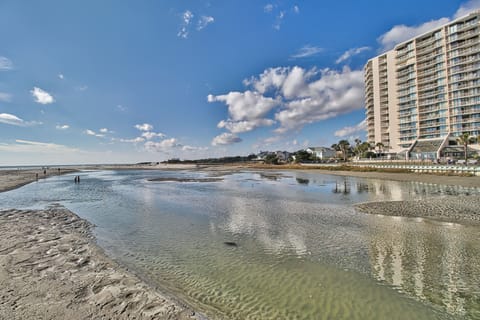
(376, 142), (385, 155)
(456, 133), (475, 162)
(295, 150), (312, 163)
(264, 153), (279, 165)
(337, 140), (351, 162)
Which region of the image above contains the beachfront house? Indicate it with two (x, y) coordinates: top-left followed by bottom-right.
(306, 147), (336, 160)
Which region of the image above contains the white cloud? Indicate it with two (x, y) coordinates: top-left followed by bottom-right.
(141, 131), (166, 140)
(0, 92), (12, 102)
(119, 137), (145, 143)
(290, 45), (323, 59)
(0, 113), (41, 127)
(58, 74), (64, 80)
(0, 139), (78, 153)
(217, 119), (276, 133)
(55, 124), (69, 130)
(76, 85), (88, 91)
(264, 4), (274, 13)
(0, 56), (13, 71)
(99, 128), (109, 133)
(84, 129), (104, 138)
(455, 0), (480, 18)
(144, 138), (181, 152)
(273, 11), (285, 30)
(182, 145), (208, 152)
(209, 66), (364, 137)
(208, 91), (279, 122)
(334, 120), (367, 137)
(31, 87), (55, 105)
(117, 104), (127, 112)
(178, 10), (194, 38)
(135, 123), (154, 131)
(211, 133), (242, 146)
(336, 47), (371, 64)
(293, 5), (300, 14)
(208, 91), (280, 134)
(197, 16), (214, 30)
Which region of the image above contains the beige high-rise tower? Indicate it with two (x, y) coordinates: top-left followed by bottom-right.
(365, 10), (480, 159)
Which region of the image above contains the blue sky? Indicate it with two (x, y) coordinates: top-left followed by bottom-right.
(0, 0), (476, 165)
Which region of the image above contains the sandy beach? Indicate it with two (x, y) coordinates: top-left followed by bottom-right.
(0, 166), (479, 319)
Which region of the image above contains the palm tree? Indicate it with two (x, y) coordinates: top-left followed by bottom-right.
(338, 140), (351, 162)
(456, 133), (474, 162)
(375, 142), (384, 154)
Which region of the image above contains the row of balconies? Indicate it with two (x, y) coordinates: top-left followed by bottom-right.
(448, 53), (480, 68)
(417, 81), (445, 93)
(451, 105), (480, 115)
(418, 97), (446, 107)
(415, 48), (444, 63)
(448, 37), (479, 51)
(448, 64), (480, 78)
(448, 28), (478, 43)
(448, 45), (480, 58)
(416, 42), (444, 56)
(416, 56), (445, 71)
(416, 66), (445, 78)
(415, 72), (445, 86)
(449, 80), (480, 92)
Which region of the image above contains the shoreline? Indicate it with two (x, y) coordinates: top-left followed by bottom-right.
(0, 205), (202, 320)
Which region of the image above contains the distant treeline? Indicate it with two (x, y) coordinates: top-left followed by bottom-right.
(162, 154), (256, 164)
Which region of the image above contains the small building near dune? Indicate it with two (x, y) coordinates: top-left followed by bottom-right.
(306, 147), (336, 160)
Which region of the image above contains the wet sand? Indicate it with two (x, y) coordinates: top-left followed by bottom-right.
(0, 168), (77, 192)
(0, 205), (200, 320)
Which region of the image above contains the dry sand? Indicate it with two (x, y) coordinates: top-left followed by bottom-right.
(0, 205), (200, 320)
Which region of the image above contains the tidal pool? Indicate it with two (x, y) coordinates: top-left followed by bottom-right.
(1, 169), (479, 319)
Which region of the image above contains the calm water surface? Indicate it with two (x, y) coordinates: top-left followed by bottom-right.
(1, 169), (479, 319)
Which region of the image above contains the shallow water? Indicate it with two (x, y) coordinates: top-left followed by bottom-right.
(1, 169), (479, 319)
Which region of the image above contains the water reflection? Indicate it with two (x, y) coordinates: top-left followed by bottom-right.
(368, 218), (480, 319)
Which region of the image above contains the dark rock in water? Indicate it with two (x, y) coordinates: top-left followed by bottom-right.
(224, 241), (238, 247)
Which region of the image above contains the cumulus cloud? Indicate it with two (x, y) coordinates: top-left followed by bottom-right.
(84, 129), (105, 137)
(119, 137), (145, 143)
(209, 66), (364, 138)
(336, 47), (371, 64)
(58, 74), (64, 80)
(55, 124), (69, 130)
(197, 16), (214, 30)
(0, 92), (12, 102)
(181, 145), (208, 152)
(455, 0), (480, 18)
(334, 120), (367, 137)
(135, 123), (154, 131)
(293, 5), (300, 14)
(31, 87), (55, 105)
(211, 133), (242, 146)
(0, 113), (41, 127)
(178, 10), (194, 38)
(290, 45), (323, 59)
(145, 138), (181, 152)
(0, 56), (13, 71)
(141, 131), (166, 140)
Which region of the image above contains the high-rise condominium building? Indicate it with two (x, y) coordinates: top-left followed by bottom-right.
(364, 10), (480, 159)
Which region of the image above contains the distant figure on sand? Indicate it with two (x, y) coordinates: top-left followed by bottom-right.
(74, 176), (80, 183)
(36, 173), (38, 180)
